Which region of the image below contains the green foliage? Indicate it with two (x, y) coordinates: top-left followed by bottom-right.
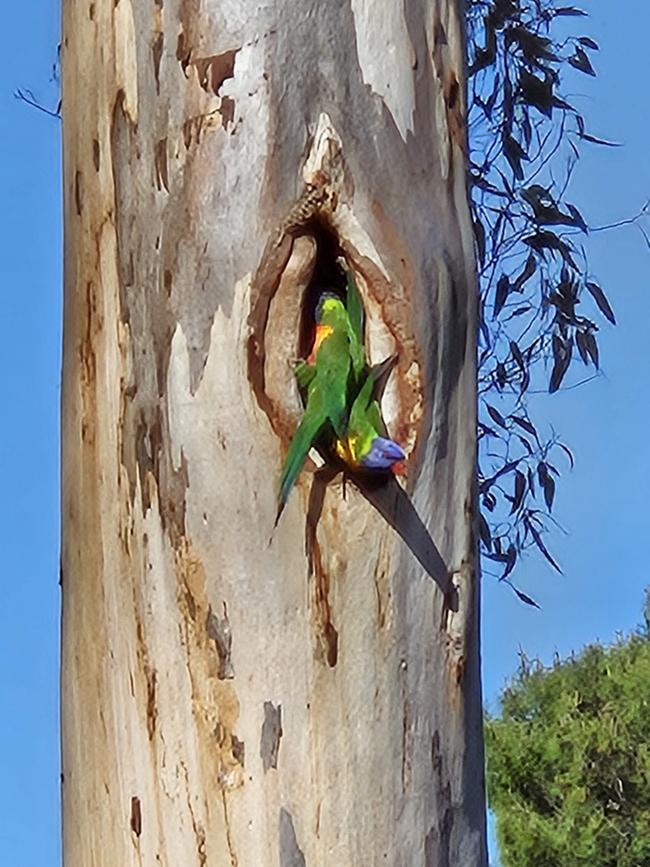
(486, 630), (650, 866)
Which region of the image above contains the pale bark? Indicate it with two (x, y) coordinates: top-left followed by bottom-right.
(61, 0), (486, 865)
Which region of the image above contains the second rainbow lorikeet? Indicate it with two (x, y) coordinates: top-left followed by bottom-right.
(334, 357), (405, 472)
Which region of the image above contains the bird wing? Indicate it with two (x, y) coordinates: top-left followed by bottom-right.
(369, 355), (398, 399)
(348, 370), (374, 434)
(316, 330), (352, 438)
(340, 271), (364, 379)
(293, 359), (316, 391)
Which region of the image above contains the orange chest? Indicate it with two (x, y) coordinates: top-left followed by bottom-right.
(307, 324), (334, 364)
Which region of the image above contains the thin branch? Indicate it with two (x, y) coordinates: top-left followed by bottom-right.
(14, 88), (61, 119)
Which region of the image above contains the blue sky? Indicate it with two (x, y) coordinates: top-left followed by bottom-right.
(0, 1), (61, 865)
(0, 3), (647, 866)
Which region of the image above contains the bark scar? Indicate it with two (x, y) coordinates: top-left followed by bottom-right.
(279, 809), (306, 867)
(260, 701), (283, 772)
(130, 795), (142, 838)
(206, 603), (235, 680)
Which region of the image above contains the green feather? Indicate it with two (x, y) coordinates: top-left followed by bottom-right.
(347, 372), (380, 460)
(293, 359), (315, 391)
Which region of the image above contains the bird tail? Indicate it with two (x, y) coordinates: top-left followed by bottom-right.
(369, 355), (398, 401)
(275, 409), (326, 526)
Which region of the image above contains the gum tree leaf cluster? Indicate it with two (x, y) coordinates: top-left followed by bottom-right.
(467, 0), (620, 601)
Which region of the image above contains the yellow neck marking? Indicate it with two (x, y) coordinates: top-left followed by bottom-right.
(335, 435), (360, 466)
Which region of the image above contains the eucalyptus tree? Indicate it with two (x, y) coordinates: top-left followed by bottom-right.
(60, 1), (485, 865)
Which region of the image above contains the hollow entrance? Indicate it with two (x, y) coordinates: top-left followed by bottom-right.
(297, 222), (351, 361)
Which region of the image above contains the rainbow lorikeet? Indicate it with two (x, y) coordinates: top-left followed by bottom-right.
(276, 272), (405, 522)
(276, 293), (362, 523)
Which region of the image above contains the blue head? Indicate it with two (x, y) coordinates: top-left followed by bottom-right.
(360, 436), (406, 471)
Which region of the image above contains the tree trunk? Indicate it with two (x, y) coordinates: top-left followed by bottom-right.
(61, 0), (486, 865)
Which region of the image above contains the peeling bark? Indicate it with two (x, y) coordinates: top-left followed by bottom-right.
(61, 0), (487, 865)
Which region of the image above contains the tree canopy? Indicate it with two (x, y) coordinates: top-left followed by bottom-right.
(486, 606), (650, 866)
